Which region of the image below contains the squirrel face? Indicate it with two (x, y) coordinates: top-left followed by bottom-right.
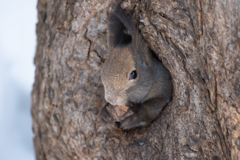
(101, 44), (153, 106)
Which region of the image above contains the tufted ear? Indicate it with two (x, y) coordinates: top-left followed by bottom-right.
(108, 4), (133, 48)
(140, 45), (152, 67)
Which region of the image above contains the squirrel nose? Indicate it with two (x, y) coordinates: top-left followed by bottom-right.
(105, 91), (117, 105)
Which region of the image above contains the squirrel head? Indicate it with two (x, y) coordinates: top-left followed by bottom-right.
(101, 45), (154, 106)
(101, 4), (154, 106)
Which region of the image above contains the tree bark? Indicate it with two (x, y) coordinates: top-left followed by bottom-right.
(32, 0), (240, 159)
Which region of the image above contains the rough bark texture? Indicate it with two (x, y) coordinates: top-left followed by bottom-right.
(32, 0), (240, 159)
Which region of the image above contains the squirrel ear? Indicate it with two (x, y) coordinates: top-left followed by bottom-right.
(139, 39), (152, 67)
(108, 3), (135, 47)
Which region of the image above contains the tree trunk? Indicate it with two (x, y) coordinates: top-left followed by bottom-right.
(32, 0), (240, 159)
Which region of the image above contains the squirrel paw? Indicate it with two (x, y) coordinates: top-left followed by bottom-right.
(100, 104), (113, 123)
(100, 104), (119, 129)
(120, 114), (147, 130)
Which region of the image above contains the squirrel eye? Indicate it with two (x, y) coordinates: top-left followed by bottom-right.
(129, 70), (137, 80)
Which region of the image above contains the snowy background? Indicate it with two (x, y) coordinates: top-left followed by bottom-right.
(0, 0), (37, 159)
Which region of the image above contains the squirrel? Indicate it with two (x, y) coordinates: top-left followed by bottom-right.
(100, 3), (173, 130)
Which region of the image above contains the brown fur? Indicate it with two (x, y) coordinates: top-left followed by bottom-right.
(101, 3), (173, 130)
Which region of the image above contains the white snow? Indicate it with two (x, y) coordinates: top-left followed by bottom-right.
(0, 0), (37, 159)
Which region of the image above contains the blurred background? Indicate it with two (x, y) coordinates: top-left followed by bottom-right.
(0, 0), (37, 159)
